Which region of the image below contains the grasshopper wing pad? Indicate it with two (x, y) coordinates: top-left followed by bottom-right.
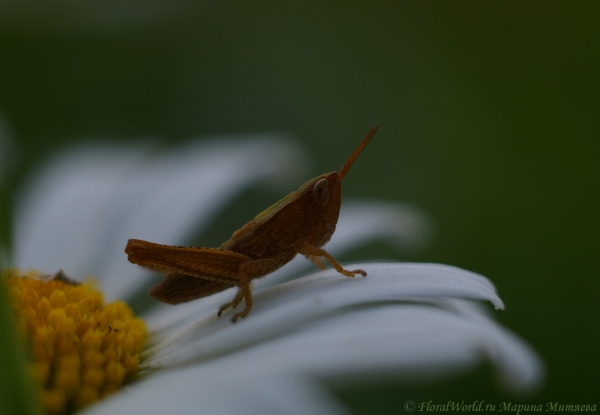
(256, 200), (307, 252)
(223, 200), (307, 256)
(150, 272), (234, 304)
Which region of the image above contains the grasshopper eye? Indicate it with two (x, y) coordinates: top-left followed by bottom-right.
(312, 178), (330, 206)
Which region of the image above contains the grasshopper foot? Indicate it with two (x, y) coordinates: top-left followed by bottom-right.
(341, 268), (367, 278)
(217, 289), (245, 317)
(231, 306), (251, 323)
(296, 243), (367, 278)
(217, 302), (231, 317)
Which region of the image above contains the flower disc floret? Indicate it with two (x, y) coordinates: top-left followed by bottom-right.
(4, 270), (147, 415)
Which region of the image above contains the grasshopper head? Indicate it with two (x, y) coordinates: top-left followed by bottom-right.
(296, 125), (378, 247)
(294, 171), (342, 247)
(249, 126), (377, 250)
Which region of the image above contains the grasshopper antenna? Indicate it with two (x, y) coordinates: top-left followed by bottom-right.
(338, 124), (379, 181)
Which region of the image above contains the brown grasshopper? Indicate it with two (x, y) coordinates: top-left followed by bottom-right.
(125, 125), (378, 322)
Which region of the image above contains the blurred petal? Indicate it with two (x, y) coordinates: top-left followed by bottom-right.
(436, 299), (543, 392)
(142, 200), (434, 331)
(335, 200), (433, 251)
(142, 263), (503, 369)
(14, 136), (307, 300)
(15, 143), (150, 279)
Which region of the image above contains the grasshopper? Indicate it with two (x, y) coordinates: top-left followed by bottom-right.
(125, 125), (378, 322)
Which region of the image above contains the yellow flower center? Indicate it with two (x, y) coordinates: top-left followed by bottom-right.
(4, 269), (147, 415)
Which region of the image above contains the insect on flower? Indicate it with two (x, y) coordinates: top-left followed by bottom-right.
(125, 125), (379, 322)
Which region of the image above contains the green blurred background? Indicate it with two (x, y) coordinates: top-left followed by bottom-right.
(0, 1), (598, 413)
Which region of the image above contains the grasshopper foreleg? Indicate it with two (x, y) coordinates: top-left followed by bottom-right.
(295, 241), (367, 277)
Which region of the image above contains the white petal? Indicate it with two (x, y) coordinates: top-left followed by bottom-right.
(81, 370), (349, 415)
(199, 305), (543, 392)
(14, 136), (307, 300)
(85, 302), (540, 415)
(144, 200), (434, 331)
(142, 263), (503, 368)
(142, 288), (237, 339)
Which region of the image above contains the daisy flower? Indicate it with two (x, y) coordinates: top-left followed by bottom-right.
(3, 132), (542, 415)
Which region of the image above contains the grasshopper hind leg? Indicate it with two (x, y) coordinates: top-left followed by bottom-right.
(217, 288), (244, 317)
(231, 281), (253, 323)
(218, 279), (253, 323)
(217, 250), (296, 322)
